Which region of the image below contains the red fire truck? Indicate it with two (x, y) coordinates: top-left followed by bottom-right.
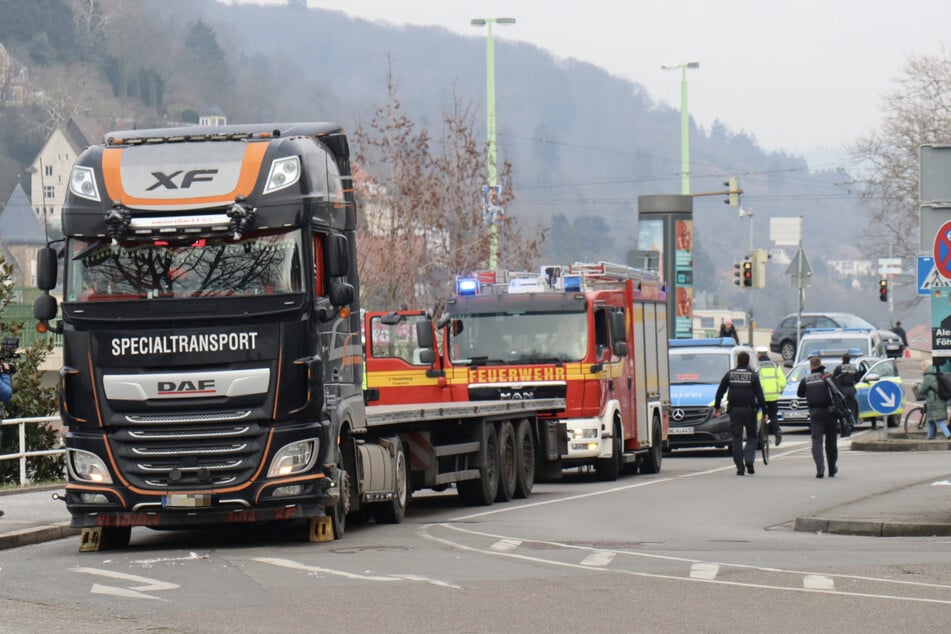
(365, 261), (671, 482)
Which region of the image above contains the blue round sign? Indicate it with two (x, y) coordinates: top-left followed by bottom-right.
(868, 380), (904, 416)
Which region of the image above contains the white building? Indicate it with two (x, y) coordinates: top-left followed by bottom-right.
(28, 119), (90, 232)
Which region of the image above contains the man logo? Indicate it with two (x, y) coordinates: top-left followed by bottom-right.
(146, 169), (219, 191)
(671, 408), (685, 421)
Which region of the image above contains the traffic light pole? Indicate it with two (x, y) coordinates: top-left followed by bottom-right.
(741, 206), (754, 345)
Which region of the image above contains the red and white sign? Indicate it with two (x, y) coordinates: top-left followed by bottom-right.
(933, 220), (951, 279)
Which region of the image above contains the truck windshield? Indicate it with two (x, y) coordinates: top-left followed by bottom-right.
(66, 229), (303, 301)
(449, 312), (587, 364)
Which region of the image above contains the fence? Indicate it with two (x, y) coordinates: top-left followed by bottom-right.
(0, 415), (64, 486)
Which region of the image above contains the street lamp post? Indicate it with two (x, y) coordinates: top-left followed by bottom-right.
(472, 16), (515, 273)
(661, 62), (699, 195)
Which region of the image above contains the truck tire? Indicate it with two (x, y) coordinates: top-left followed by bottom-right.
(327, 447), (350, 540)
(640, 416), (663, 474)
(495, 421), (517, 502)
(595, 418), (621, 481)
(372, 439), (408, 524)
(458, 422), (500, 506)
(513, 419), (535, 498)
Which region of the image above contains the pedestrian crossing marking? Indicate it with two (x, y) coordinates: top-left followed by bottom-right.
(689, 563), (720, 580)
(580, 551), (616, 567)
(490, 538), (522, 552)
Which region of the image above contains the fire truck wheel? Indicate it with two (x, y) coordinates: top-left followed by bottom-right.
(595, 418), (622, 482)
(495, 422), (517, 502)
(373, 439), (408, 524)
(458, 422), (501, 506)
(513, 419), (535, 498)
(640, 417), (663, 474)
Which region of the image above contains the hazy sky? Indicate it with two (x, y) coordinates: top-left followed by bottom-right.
(231, 0), (951, 158)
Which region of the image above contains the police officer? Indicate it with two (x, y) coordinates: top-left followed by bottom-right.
(798, 356), (839, 478)
(832, 352), (861, 429)
(756, 346), (785, 447)
(714, 351), (769, 476)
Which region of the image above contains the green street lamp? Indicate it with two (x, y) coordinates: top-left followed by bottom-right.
(472, 16), (515, 272)
(661, 61), (700, 195)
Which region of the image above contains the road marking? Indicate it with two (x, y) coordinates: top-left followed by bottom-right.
(690, 563), (720, 580)
(72, 567), (178, 601)
(255, 558), (459, 588)
(804, 575), (835, 590)
(490, 538), (522, 552)
(580, 551), (615, 567)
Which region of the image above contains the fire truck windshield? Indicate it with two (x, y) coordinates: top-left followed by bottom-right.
(449, 311), (587, 364)
(65, 229), (303, 301)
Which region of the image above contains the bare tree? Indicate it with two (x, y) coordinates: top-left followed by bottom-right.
(849, 52), (951, 262)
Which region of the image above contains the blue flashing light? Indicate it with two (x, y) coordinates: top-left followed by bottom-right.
(668, 337), (736, 348)
(456, 278), (479, 295)
(563, 275), (582, 292)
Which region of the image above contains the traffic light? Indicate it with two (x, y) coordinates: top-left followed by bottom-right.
(742, 259), (753, 288)
(879, 278), (888, 302)
(723, 176), (740, 207)
(733, 262), (742, 286)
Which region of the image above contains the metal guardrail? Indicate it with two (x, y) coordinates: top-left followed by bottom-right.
(0, 415), (64, 486)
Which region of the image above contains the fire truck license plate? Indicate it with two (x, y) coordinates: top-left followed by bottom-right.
(669, 426), (694, 435)
(163, 494), (212, 508)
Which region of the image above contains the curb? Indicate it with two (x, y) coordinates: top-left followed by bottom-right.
(0, 524), (79, 550)
(794, 516), (951, 537)
(851, 439), (951, 452)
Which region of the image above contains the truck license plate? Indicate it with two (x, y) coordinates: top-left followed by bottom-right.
(669, 426), (694, 435)
(163, 494), (212, 508)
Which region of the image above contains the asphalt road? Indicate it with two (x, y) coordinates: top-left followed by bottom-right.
(1, 427), (950, 633)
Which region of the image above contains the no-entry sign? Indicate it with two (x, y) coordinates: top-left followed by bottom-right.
(934, 220), (951, 278)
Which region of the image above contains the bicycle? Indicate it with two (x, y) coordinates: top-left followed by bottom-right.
(903, 402), (927, 435)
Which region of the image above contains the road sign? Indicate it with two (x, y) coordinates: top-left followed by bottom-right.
(933, 220), (951, 278)
(785, 249), (813, 277)
(867, 380), (903, 416)
(918, 256), (951, 295)
(877, 257), (901, 275)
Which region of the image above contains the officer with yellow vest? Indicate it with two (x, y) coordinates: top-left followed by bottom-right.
(756, 346), (785, 446)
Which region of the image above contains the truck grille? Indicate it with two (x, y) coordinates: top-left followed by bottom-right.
(469, 384), (566, 401)
(109, 423), (268, 490)
(669, 406), (711, 426)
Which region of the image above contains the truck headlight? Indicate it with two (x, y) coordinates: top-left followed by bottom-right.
(268, 439), (318, 477)
(571, 428), (599, 439)
(263, 156), (300, 194)
(67, 449), (113, 483)
(69, 166), (100, 201)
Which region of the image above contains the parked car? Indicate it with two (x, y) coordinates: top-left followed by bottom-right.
(878, 329), (905, 358)
(776, 357), (904, 428)
(792, 328), (888, 367)
(667, 338), (757, 452)
(770, 312), (876, 361)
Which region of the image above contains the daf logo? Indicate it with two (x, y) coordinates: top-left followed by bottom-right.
(671, 408), (685, 421)
(146, 169), (219, 191)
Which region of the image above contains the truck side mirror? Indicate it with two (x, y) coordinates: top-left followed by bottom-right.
(610, 311), (627, 343)
(37, 247), (58, 291)
(613, 341), (628, 357)
(326, 234), (349, 277)
(416, 320), (435, 349)
(417, 348), (435, 365)
(34, 293), (58, 321)
(328, 281), (354, 307)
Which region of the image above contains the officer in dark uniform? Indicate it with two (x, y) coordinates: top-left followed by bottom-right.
(832, 352), (861, 429)
(798, 356), (839, 478)
(714, 351), (769, 476)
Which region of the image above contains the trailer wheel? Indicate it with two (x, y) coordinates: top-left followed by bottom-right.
(595, 418), (622, 481)
(513, 419), (535, 498)
(373, 439), (408, 524)
(458, 422), (500, 506)
(495, 422), (517, 502)
(640, 416), (663, 474)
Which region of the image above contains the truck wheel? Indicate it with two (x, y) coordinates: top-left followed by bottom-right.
(98, 526), (132, 550)
(640, 416), (664, 474)
(513, 419), (535, 498)
(373, 440), (408, 524)
(458, 422), (500, 506)
(328, 448), (350, 540)
(495, 422), (517, 502)
(595, 419), (621, 481)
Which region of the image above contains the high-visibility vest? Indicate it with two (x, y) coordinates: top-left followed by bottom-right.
(757, 360), (786, 402)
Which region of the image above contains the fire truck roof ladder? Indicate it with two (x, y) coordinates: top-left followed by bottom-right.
(568, 261), (658, 284)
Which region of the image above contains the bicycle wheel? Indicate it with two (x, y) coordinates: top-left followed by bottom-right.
(759, 421), (769, 465)
(903, 405), (926, 435)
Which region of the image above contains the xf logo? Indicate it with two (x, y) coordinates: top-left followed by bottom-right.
(146, 169), (218, 191)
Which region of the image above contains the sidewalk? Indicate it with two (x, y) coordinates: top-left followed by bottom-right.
(2, 435), (951, 549)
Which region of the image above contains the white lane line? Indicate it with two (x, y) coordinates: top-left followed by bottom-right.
(420, 527), (951, 605)
(804, 575), (836, 590)
(580, 551), (615, 567)
(255, 558), (459, 589)
(689, 563), (720, 580)
(490, 538), (522, 552)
